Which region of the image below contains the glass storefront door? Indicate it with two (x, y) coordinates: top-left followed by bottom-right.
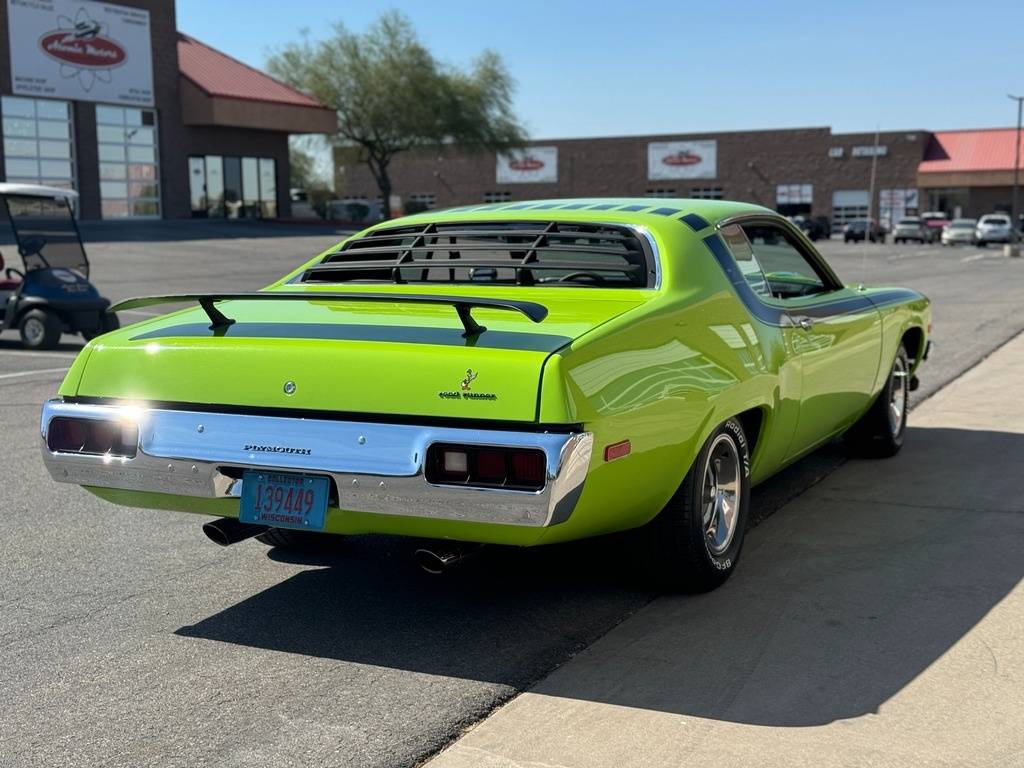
(187, 155), (277, 219)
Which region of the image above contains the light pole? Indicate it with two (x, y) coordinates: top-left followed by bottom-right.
(1009, 94), (1023, 241)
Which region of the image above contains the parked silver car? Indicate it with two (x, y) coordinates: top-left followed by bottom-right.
(976, 214), (1017, 246)
(893, 217), (927, 244)
(941, 218), (977, 245)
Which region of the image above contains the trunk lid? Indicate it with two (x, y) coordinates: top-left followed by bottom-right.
(75, 290), (648, 422)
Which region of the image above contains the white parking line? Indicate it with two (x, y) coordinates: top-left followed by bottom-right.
(961, 252), (992, 263)
(0, 350), (78, 359)
(118, 309), (162, 317)
(0, 367), (69, 380)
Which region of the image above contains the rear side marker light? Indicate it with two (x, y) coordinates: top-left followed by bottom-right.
(604, 440), (631, 462)
(47, 417), (138, 458)
(428, 444), (547, 491)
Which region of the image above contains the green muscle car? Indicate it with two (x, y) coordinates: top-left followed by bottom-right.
(40, 199), (930, 591)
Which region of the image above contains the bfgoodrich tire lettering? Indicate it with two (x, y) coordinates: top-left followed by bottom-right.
(642, 417), (751, 592)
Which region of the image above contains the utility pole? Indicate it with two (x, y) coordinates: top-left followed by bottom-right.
(1009, 94), (1023, 242)
(866, 126), (881, 234)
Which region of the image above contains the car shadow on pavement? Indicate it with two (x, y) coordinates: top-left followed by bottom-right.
(177, 426), (1023, 726)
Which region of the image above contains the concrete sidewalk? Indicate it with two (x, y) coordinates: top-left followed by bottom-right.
(427, 336), (1024, 767)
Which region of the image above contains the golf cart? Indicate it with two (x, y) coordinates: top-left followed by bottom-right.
(0, 183), (118, 349)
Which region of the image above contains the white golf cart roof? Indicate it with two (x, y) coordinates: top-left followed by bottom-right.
(0, 182), (79, 201)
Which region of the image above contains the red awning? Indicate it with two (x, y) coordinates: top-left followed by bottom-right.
(178, 33), (326, 109)
(920, 129), (1024, 174)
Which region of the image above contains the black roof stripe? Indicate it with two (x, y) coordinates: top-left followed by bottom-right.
(587, 203), (617, 210)
(619, 204), (648, 212)
(651, 206), (683, 216)
(680, 213), (711, 231)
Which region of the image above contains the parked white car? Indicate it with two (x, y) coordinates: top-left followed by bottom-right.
(893, 217), (927, 244)
(975, 214), (1016, 246)
(941, 218), (977, 246)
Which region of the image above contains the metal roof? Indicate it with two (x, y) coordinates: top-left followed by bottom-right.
(919, 129), (1024, 174)
(177, 33), (329, 110)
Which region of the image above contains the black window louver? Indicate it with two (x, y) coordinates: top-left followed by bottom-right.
(301, 220), (656, 288)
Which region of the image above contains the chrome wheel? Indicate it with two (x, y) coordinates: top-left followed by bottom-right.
(701, 434), (741, 556)
(888, 354), (908, 437)
(22, 316), (45, 346)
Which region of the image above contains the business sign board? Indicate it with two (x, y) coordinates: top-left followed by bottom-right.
(851, 145), (888, 157)
(496, 146), (558, 184)
(647, 140), (717, 180)
(879, 188), (919, 227)
(8, 0), (154, 106)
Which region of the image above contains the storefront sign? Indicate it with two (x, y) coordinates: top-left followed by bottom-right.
(777, 184), (813, 205)
(879, 188), (919, 226)
(8, 0), (154, 106)
(496, 146), (558, 183)
(851, 145), (888, 157)
(647, 140), (717, 180)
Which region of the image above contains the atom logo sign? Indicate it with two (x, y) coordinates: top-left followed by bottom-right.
(38, 7), (128, 92)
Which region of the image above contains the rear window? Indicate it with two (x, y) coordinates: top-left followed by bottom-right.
(898, 218), (921, 225)
(302, 221), (656, 288)
(980, 215), (1009, 224)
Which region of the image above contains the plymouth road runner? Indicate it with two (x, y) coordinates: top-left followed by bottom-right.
(40, 199), (930, 590)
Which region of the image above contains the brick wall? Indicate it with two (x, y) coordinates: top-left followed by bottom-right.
(335, 127), (930, 219)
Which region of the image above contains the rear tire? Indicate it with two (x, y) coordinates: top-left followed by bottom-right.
(82, 312), (120, 341)
(19, 308), (62, 350)
(255, 527), (339, 549)
(641, 417), (751, 592)
(844, 344), (910, 458)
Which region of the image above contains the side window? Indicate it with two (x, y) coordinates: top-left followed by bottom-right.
(740, 223), (830, 299)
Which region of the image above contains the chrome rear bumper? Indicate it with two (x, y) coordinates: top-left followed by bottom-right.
(40, 400), (592, 528)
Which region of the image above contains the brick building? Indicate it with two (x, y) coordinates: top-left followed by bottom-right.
(335, 126), (1023, 227)
(0, 0), (334, 220)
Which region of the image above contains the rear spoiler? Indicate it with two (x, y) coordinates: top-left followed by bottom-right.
(108, 291), (548, 338)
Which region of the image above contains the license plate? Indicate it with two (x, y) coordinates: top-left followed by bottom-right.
(239, 470), (329, 531)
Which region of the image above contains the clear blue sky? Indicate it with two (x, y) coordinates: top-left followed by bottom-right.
(177, 0), (1024, 138)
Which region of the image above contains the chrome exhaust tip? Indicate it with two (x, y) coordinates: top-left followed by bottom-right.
(413, 544), (483, 574)
(202, 517), (267, 547)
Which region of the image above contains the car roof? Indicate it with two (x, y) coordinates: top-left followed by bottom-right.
(388, 197), (776, 239)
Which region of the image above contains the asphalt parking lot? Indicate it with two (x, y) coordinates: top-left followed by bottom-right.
(3, 224), (1024, 767)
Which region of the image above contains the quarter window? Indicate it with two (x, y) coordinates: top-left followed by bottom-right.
(1, 96), (75, 190)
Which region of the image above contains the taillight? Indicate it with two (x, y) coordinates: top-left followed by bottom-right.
(47, 417), (138, 458)
(426, 444), (547, 491)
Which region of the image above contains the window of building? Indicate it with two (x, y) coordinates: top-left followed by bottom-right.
(96, 105), (161, 218)
(645, 188), (676, 198)
(188, 155), (277, 218)
(690, 187), (724, 199)
(1, 96), (75, 190)
(483, 191), (511, 203)
(409, 194), (437, 209)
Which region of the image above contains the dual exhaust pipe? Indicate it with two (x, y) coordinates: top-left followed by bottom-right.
(202, 516), (480, 574)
